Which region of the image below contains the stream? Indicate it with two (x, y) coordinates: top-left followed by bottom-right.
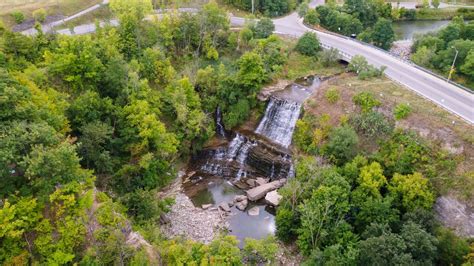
(183, 76), (320, 244)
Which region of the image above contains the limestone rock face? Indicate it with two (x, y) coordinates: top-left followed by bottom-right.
(265, 190), (282, 206)
(246, 179), (287, 201)
(256, 177), (269, 186)
(234, 195), (247, 203)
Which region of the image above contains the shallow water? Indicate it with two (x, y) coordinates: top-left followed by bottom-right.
(184, 76), (320, 243)
(393, 20), (450, 40)
(190, 179), (276, 245)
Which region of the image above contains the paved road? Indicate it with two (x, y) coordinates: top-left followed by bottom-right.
(22, 0), (109, 35)
(233, 12), (474, 123)
(24, 2), (474, 123)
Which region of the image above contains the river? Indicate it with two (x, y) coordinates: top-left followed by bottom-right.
(183, 76), (320, 245)
(393, 20), (451, 40)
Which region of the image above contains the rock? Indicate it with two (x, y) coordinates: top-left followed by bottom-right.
(246, 179), (257, 187)
(234, 195), (247, 203)
(246, 180), (286, 201)
(265, 190), (282, 206)
(228, 201), (234, 207)
(159, 214), (171, 224)
(187, 171), (196, 178)
(435, 196), (474, 237)
(236, 199), (248, 211)
(201, 204), (213, 210)
(248, 206), (260, 216)
(256, 177), (269, 186)
(219, 202), (231, 212)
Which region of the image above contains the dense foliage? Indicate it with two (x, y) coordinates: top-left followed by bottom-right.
(0, 0), (289, 263)
(223, 0), (299, 17)
(284, 93), (473, 265)
(309, 0), (395, 49)
(411, 17), (474, 88)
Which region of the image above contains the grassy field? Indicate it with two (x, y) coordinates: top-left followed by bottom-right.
(304, 73), (474, 202)
(1, 0), (102, 27)
(56, 4), (113, 30)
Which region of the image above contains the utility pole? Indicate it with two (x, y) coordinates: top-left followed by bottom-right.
(447, 46), (459, 82)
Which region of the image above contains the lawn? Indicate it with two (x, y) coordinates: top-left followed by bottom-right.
(1, 0), (102, 27)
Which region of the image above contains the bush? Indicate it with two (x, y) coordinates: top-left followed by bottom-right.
(33, 8), (47, 23)
(324, 125), (359, 165)
(325, 87), (340, 104)
(11, 11), (25, 24)
(304, 9), (320, 26)
(319, 47), (340, 67)
(350, 111), (394, 138)
(243, 236), (279, 264)
(295, 32), (320, 57)
(253, 17), (275, 39)
(393, 103), (412, 120)
(352, 91), (381, 113)
(349, 55), (386, 80)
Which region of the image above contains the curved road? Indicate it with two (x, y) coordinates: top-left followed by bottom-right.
(25, 2), (474, 123)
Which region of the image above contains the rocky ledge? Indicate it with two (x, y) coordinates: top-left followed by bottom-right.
(162, 193), (229, 244)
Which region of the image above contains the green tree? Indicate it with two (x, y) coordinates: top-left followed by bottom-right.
(461, 50), (474, 81)
(319, 47), (340, 67)
(297, 175), (352, 254)
(432, 0), (440, 8)
(32, 8), (47, 23)
(370, 18), (395, 50)
(358, 232), (415, 265)
(435, 227), (471, 266)
(388, 172), (435, 211)
(411, 46), (435, 68)
(400, 222), (438, 264)
(304, 9), (320, 26)
(243, 236), (278, 264)
(253, 17), (275, 39)
(295, 32), (320, 57)
(324, 126), (359, 165)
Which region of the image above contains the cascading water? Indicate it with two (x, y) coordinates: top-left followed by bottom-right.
(255, 98), (302, 148)
(184, 75), (320, 244)
(216, 106), (226, 137)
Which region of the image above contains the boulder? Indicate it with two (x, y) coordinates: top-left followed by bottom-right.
(246, 180), (286, 201)
(246, 179), (257, 187)
(201, 204), (213, 210)
(248, 206), (260, 216)
(219, 202), (231, 212)
(256, 177), (269, 186)
(235, 199), (248, 211)
(228, 201), (234, 207)
(234, 195), (247, 203)
(265, 190), (282, 206)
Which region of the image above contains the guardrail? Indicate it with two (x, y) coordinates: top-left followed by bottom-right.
(304, 21), (474, 94)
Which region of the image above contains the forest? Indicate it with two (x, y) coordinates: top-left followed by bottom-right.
(0, 0), (473, 264)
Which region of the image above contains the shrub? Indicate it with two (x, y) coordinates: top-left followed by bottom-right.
(295, 32), (320, 57)
(352, 91), (381, 112)
(349, 55), (385, 80)
(394, 103), (412, 120)
(325, 87), (340, 104)
(11, 11), (25, 24)
(253, 17), (275, 39)
(33, 8), (47, 23)
(243, 236), (279, 264)
(319, 47), (340, 67)
(324, 125), (359, 165)
(350, 111), (394, 138)
(304, 9), (320, 26)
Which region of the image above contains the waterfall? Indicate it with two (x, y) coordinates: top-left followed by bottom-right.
(255, 97), (302, 148)
(216, 106), (226, 137)
(192, 76), (319, 182)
